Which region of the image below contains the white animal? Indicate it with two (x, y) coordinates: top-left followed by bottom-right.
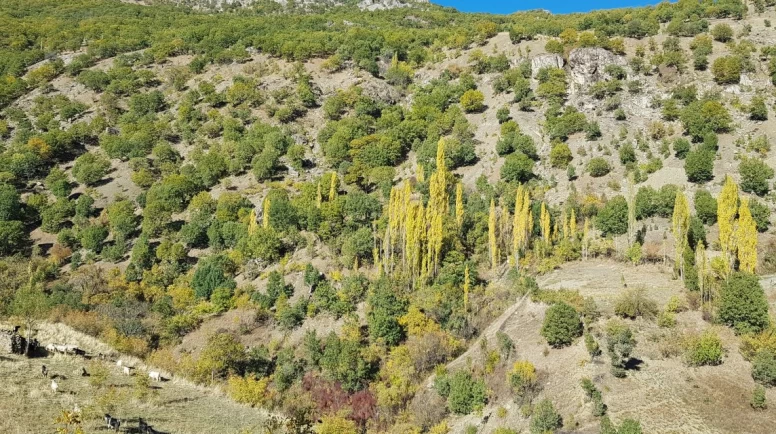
(116, 359), (123, 367)
(149, 371), (161, 382)
(45, 343), (56, 353)
(54, 345), (69, 353)
(123, 366), (132, 376)
(50, 380), (58, 393)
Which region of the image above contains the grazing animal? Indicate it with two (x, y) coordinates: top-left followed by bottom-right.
(149, 371), (161, 382)
(123, 366), (132, 376)
(45, 343), (56, 353)
(50, 380), (58, 393)
(81, 367), (89, 377)
(116, 359), (123, 367)
(41, 365), (48, 377)
(104, 414), (120, 431)
(139, 418), (149, 432)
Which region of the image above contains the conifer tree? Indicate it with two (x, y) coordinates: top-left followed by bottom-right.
(718, 175), (739, 277)
(672, 191), (690, 278)
(736, 198), (758, 274)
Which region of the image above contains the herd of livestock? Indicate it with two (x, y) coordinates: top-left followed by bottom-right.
(42, 341), (168, 433)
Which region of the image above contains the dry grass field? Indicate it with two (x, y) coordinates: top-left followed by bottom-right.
(0, 324), (279, 434)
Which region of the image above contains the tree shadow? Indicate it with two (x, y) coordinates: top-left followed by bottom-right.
(625, 357), (644, 371)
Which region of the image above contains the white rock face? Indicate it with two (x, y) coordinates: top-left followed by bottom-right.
(530, 54), (564, 77)
(568, 47), (627, 92)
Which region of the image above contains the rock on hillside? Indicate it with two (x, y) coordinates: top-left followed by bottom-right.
(568, 47), (627, 92)
(531, 53), (565, 77)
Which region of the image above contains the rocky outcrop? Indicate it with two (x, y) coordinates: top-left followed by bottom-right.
(531, 54), (564, 77)
(568, 47), (627, 91)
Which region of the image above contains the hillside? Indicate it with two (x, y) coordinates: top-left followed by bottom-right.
(1, 0), (776, 433)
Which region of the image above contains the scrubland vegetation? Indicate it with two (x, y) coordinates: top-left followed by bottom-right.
(1, 0), (776, 432)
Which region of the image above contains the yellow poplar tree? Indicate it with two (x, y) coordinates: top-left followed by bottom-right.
(248, 208), (258, 235)
(489, 198), (498, 268)
(512, 185), (531, 267)
(671, 191), (690, 278)
(718, 175), (738, 277)
(328, 172), (338, 202)
(427, 139), (449, 277)
(569, 209), (577, 240)
(262, 197), (271, 229)
(455, 183), (464, 228)
(540, 202), (551, 245)
(736, 198), (758, 274)
(696, 241), (708, 308)
(316, 182), (322, 208)
(582, 217), (591, 259)
(463, 265), (470, 312)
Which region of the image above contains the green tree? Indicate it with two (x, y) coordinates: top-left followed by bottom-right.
(501, 152), (535, 183)
(606, 322), (636, 378)
(681, 100), (732, 141)
(711, 23), (734, 42)
(530, 399), (562, 434)
(550, 142), (573, 168)
(460, 90), (485, 113)
(192, 256), (235, 300)
(10, 286), (50, 355)
(684, 149), (714, 183)
(0, 184), (22, 221)
(711, 56), (742, 84)
(541, 302), (582, 348)
(719, 272), (769, 334)
(437, 370), (488, 415)
(739, 158), (773, 196)
(199, 332), (246, 383)
(596, 196), (629, 236)
(0, 220), (29, 255)
(72, 152), (111, 186)
(366, 278), (407, 346)
(694, 189), (717, 224)
(752, 350), (776, 387)
(587, 157), (611, 177)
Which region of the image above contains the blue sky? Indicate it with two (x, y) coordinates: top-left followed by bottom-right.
(433, 0), (666, 14)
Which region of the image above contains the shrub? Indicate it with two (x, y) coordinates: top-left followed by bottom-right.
(460, 90), (485, 113)
(750, 96), (768, 121)
(673, 138), (691, 159)
(684, 149), (714, 183)
(549, 142), (573, 168)
(684, 330), (723, 366)
(711, 56), (742, 84)
(619, 142), (636, 165)
(681, 100), (731, 141)
(508, 360), (537, 400)
(719, 272), (769, 334)
(752, 350), (776, 387)
(711, 23), (733, 42)
(596, 196), (629, 236)
(587, 157), (611, 177)
(228, 375), (272, 408)
(606, 322), (636, 378)
(72, 152), (111, 186)
(751, 386), (767, 410)
(739, 158), (773, 196)
(541, 302), (582, 348)
(614, 289), (658, 319)
(530, 399), (562, 434)
(435, 370), (488, 415)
